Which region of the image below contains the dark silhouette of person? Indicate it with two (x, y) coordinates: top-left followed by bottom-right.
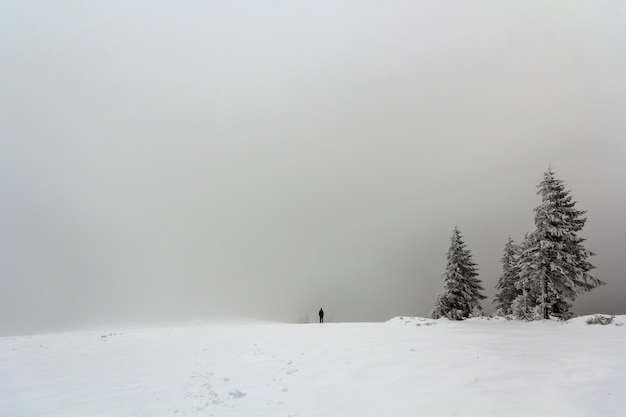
(319, 308), (324, 323)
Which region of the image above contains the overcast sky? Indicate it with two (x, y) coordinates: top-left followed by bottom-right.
(1, 1), (625, 336)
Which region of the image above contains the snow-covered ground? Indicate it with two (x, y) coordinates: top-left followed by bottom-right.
(2, 315), (625, 417)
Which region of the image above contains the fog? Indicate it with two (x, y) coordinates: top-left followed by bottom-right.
(1, 1), (625, 336)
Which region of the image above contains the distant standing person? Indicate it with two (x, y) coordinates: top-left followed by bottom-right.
(319, 308), (324, 323)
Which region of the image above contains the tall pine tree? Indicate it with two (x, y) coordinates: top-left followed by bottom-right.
(493, 236), (521, 316)
(431, 226), (486, 320)
(519, 167), (605, 319)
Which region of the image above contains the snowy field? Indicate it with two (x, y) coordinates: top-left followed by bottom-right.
(2, 316), (625, 417)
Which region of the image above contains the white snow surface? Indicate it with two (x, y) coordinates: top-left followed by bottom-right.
(2, 316), (625, 417)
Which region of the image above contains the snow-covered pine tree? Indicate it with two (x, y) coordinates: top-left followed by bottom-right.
(514, 231), (542, 320)
(493, 236), (521, 316)
(431, 226), (486, 320)
(431, 293), (450, 320)
(521, 167), (605, 319)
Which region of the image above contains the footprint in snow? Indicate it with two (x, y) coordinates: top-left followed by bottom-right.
(229, 390), (247, 399)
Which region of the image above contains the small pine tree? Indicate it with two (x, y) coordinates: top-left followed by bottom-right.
(519, 168), (605, 319)
(511, 294), (535, 321)
(431, 293), (448, 319)
(514, 231), (542, 319)
(431, 226), (486, 320)
(493, 236), (522, 316)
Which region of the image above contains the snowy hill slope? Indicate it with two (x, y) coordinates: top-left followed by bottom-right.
(2, 317), (625, 417)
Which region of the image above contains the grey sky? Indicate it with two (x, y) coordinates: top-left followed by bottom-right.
(1, 1), (625, 336)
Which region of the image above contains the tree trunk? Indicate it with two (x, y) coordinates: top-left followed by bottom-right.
(541, 273), (549, 319)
